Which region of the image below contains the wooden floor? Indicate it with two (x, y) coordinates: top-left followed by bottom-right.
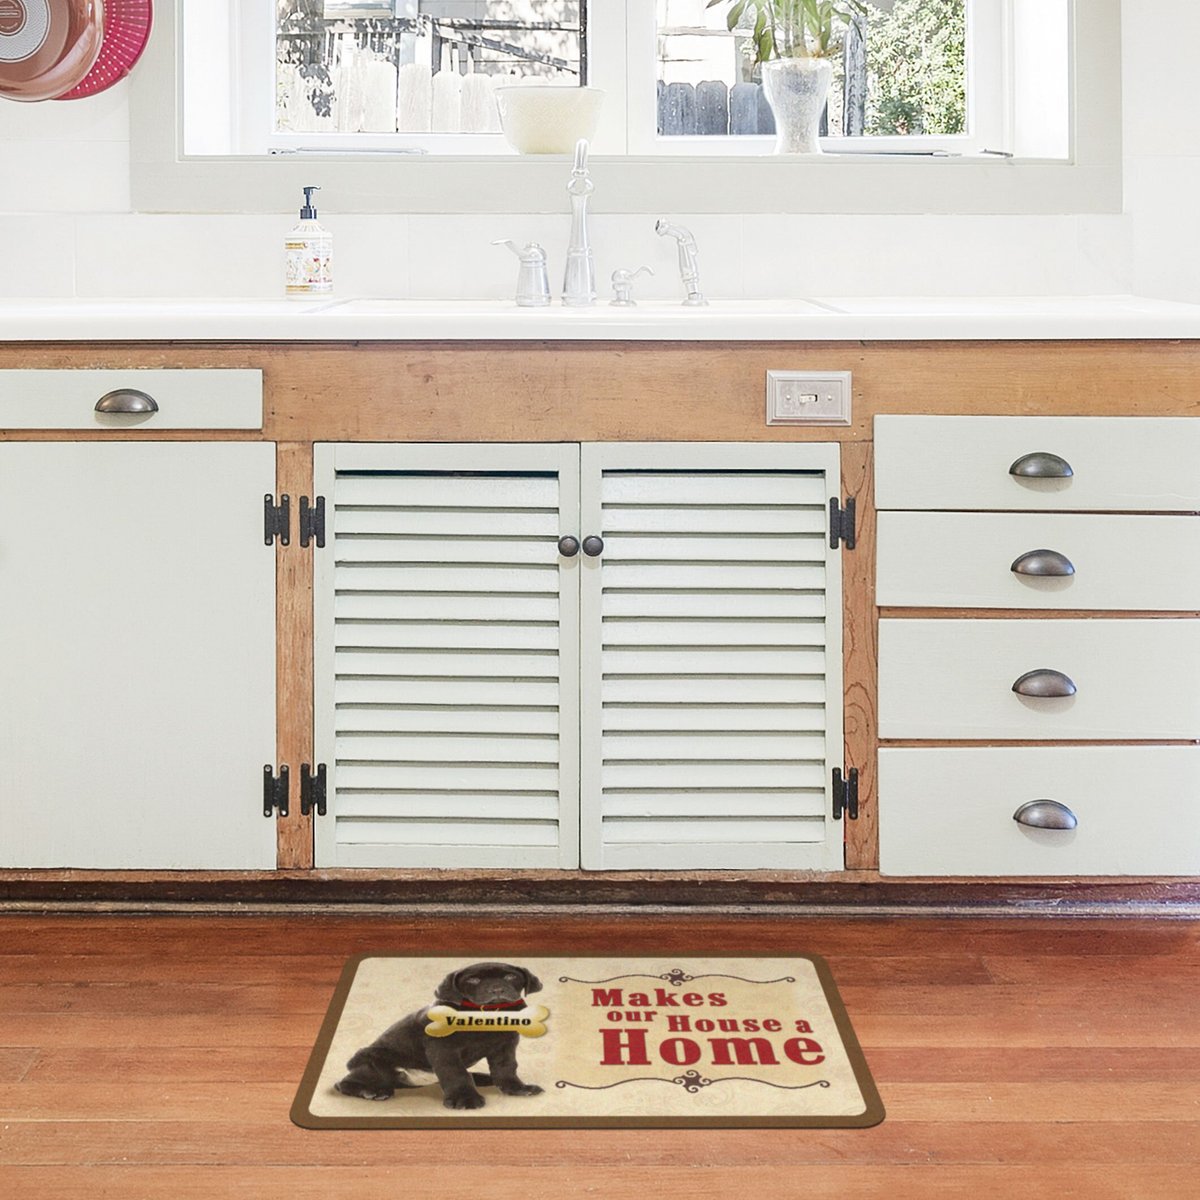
(0, 912), (1197, 1198)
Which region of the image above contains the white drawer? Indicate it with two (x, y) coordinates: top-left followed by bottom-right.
(878, 746), (1200, 876)
(875, 416), (1200, 512)
(877, 512), (1200, 611)
(879, 619), (1200, 740)
(0, 370), (263, 430)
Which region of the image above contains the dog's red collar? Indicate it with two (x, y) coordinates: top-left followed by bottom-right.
(452, 999), (526, 1011)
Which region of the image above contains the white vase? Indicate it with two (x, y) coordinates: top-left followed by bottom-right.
(761, 57), (833, 155)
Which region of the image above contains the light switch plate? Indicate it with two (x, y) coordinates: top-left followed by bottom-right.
(766, 371), (853, 426)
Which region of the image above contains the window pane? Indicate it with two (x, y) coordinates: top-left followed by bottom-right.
(655, 0), (967, 139)
(864, 0), (966, 136)
(276, 1), (586, 135)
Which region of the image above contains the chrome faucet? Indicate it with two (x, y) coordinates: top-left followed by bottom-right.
(563, 139), (596, 306)
(656, 220), (709, 307)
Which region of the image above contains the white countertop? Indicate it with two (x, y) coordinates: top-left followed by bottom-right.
(3, 295), (1200, 342)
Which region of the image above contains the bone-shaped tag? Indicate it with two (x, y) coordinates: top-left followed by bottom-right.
(425, 1004), (549, 1039)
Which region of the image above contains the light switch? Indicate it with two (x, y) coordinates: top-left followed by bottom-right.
(766, 371), (852, 425)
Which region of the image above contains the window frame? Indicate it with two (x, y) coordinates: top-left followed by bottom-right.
(244, 1), (1000, 157)
(131, 0), (1122, 216)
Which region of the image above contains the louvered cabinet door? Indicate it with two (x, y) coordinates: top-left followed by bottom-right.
(579, 444), (845, 871)
(313, 444), (580, 868)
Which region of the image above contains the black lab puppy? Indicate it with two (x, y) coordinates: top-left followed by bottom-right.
(334, 961), (544, 1110)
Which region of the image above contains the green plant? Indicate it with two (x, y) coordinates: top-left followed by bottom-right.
(866, 0), (966, 135)
(707, 0), (867, 62)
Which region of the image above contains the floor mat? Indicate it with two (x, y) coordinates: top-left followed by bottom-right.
(292, 953), (884, 1128)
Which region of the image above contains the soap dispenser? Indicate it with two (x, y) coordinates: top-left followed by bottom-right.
(285, 186), (333, 298)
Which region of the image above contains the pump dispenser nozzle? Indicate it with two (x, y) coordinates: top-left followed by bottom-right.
(300, 186), (320, 219)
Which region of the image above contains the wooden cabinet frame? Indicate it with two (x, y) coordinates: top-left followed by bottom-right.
(1, 339), (1198, 906)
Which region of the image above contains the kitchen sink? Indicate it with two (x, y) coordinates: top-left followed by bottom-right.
(307, 297), (840, 317)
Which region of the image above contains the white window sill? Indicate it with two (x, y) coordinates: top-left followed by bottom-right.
(132, 152), (1122, 216)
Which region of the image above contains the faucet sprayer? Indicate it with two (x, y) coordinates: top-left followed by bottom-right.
(656, 220), (709, 307)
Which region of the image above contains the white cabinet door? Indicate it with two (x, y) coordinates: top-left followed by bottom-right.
(579, 443), (845, 871)
(313, 444), (581, 869)
(0, 442), (277, 869)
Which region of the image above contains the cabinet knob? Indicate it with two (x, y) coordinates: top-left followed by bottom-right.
(1012, 668), (1077, 698)
(1009, 451), (1073, 479)
(1013, 800), (1078, 830)
(582, 535), (605, 558)
(94, 388), (159, 415)
(1011, 549), (1075, 577)
(557, 536), (581, 558)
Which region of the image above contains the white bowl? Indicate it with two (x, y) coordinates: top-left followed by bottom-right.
(495, 86), (605, 155)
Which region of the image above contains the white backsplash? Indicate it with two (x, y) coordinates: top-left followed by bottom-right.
(0, 204), (1135, 302)
(0, 0), (1196, 306)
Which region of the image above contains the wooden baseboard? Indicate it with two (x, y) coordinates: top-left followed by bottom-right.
(0, 869), (1197, 910)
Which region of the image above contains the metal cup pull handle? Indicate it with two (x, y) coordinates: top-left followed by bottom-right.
(1012, 669), (1077, 698)
(95, 388), (159, 415)
(558, 536), (581, 558)
(1013, 800), (1078, 831)
(1009, 452), (1073, 479)
(1011, 549), (1075, 577)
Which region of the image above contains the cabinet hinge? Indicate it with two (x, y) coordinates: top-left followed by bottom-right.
(829, 497), (856, 551)
(264, 494), (291, 546)
(301, 763), (328, 817)
(300, 496), (327, 549)
(832, 767), (859, 821)
(263, 764), (290, 818)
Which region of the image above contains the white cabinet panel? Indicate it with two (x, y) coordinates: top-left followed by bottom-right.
(877, 512), (1200, 610)
(875, 416), (1200, 512)
(0, 442), (277, 869)
(579, 443), (844, 872)
(313, 443), (580, 870)
(879, 747), (1200, 876)
(879, 619), (1200, 740)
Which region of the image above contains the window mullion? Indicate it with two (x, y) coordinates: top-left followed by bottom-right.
(235, 1), (274, 157)
(583, 2), (629, 155)
(967, 0), (1013, 155)
(622, 0), (659, 156)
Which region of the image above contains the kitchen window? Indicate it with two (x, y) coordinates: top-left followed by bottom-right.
(133, 0), (1120, 215)
(207, 1), (1060, 159)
